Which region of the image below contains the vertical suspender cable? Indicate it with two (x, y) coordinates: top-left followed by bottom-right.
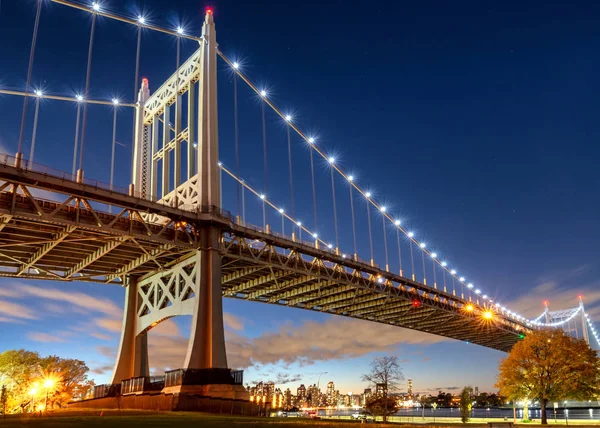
(309, 149), (318, 234)
(432, 258), (437, 289)
(109, 105), (117, 213)
(262, 198), (266, 230)
(78, 13), (97, 174)
(234, 73), (240, 218)
(366, 198), (374, 266)
(109, 106), (117, 191)
(382, 215), (389, 271)
(72, 103), (82, 177)
(421, 250), (427, 285)
(261, 99), (268, 225)
(287, 126), (295, 219)
(409, 240), (415, 281)
(131, 25), (142, 167)
(241, 182), (246, 222)
(28, 97), (41, 164)
(442, 268), (447, 293)
(396, 229), (403, 277)
(17, 0), (42, 159)
(330, 167), (338, 250)
(349, 185), (357, 260)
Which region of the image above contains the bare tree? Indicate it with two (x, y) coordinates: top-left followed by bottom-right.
(362, 356), (404, 423)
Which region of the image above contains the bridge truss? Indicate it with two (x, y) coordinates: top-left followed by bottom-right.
(0, 158), (525, 352)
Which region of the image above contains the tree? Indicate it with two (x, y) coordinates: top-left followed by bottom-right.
(496, 329), (600, 425)
(459, 387), (473, 423)
(361, 356), (404, 423)
(365, 395), (399, 420)
(0, 350), (41, 411)
(0, 350), (93, 412)
(39, 356), (90, 408)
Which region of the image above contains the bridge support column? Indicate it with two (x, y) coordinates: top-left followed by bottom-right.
(111, 276), (149, 384)
(184, 228), (228, 369)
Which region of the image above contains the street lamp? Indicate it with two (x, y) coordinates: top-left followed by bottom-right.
(43, 379), (55, 410)
(29, 387), (37, 412)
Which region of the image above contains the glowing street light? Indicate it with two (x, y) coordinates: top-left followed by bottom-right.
(483, 311), (494, 320)
(75, 94), (84, 102)
(138, 15), (146, 24)
(177, 26), (184, 35)
(308, 137), (315, 144)
(431, 252), (437, 258)
(91, 2), (100, 12)
(394, 220), (401, 226)
(232, 61), (239, 69)
(465, 304), (474, 312)
(285, 114), (292, 122)
(260, 89), (267, 97)
(328, 156), (335, 164)
(112, 98), (120, 106)
(419, 243), (426, 249)
(43, 378), (55, 409)
(407, 232), (414, 238)
(35, 90), (43, 97)
(365, 192), (372, 198)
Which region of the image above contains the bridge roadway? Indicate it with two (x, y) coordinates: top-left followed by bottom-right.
(0, 159), (528, 352)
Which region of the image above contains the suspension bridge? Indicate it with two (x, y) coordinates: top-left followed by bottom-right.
(0, 0), (597, 400)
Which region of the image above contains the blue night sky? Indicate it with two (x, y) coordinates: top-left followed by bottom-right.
(1, 0), (599, 395)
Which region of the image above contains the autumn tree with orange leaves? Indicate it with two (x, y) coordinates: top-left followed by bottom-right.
(496, 329), (600, 425)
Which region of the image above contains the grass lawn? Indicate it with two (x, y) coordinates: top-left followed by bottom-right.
(0, 411), (365, 427)
(0, 411), (598, 427)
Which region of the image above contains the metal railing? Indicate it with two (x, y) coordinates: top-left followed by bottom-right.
(164, 368), (243, 387)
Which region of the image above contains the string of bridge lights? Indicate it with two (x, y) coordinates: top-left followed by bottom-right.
(219, 52), (540, 326)
(49, 0), (202, 41)
(584, 314), (600, 348)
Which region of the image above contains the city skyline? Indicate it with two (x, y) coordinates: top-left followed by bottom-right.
(1, 0), (600, 396)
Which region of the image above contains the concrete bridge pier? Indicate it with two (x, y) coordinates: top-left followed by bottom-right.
(111, 277), (149, 384)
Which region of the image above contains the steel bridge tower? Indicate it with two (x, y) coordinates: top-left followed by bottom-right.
(111, 10), (240, 398)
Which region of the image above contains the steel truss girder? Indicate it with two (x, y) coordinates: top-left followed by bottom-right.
(17, 226), (77, 276)
(66, 237), (128, 278)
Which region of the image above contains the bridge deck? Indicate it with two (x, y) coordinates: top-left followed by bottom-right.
(0, 161), (527, 352)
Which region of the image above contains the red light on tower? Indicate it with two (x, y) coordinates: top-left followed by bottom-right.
(578, 295), (583, 300)
(206, 7), (213, 14)
(142, 78), (149, 85)
(543, 300), (548, 306)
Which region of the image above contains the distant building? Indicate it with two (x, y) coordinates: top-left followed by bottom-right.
(474, 387), (479, 397)
(327, 381), (335, 406)
(407, 379), (413, 396)
(376, 383), (387, 397)
(297, 384), (306, 407)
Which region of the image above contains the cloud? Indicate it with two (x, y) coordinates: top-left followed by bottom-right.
(152, 319), (179, 336)
(0, 316), (25, 324)
(90, 332), (112, 341)
(0, 288), (21, 298)
(224, 313), (246, 331)
(0, 299), (38, 321)
(95, 318), (122, 332)
(434, 386), (461, 391)
(225, 316), (447, 369)
(27, 332), (66, 343)
(14, 284), (122, 317)
(91, 364), (114, 375)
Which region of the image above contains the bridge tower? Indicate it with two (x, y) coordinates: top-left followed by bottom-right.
(111, 10), (241, 398)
